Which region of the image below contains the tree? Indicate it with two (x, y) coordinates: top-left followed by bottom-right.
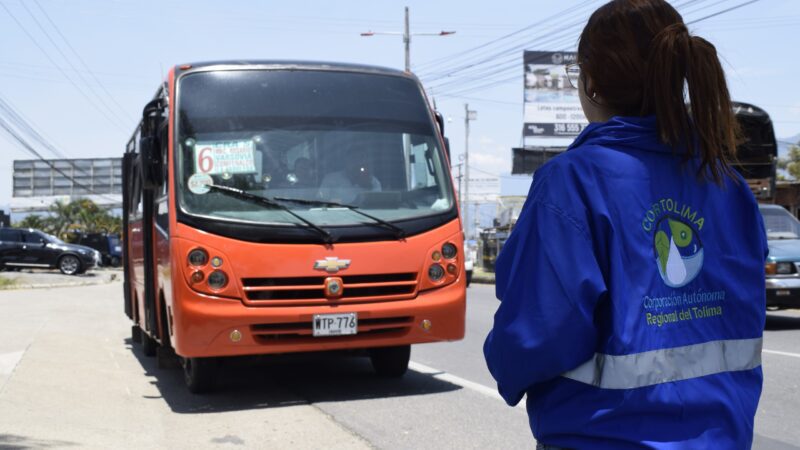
(13, 199), (121, 240)
(777, 145), (800, 180)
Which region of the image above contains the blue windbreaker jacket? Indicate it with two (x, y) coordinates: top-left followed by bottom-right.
(484, 116), (767, 449)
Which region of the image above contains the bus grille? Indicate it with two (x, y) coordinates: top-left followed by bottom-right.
(241, 273), (418, 305)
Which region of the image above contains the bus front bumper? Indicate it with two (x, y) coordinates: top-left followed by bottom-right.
(170, 282), (466, 358)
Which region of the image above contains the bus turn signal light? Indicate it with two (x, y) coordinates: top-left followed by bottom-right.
(191, 271), (204, 284)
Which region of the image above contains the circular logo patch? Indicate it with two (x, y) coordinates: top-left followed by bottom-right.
(653, 216), (704, 288)
(187, 173), (212, 195)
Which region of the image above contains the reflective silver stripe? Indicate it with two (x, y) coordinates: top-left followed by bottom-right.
(562, 337), (762, 390)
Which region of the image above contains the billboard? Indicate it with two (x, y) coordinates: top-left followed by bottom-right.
(11, 158), (123, 212)
(523, 51), (589, 148)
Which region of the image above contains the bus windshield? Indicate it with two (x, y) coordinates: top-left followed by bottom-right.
(175, 69), (454, 230)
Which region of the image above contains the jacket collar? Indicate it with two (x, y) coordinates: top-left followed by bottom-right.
(568, 115), (678, 154)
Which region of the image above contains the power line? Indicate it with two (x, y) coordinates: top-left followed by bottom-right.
(0, 116), (117, 202)
(414, 0), (598, 73)
(18, 0), (130, 127)
(31, 0), (135, 122)
(0, 93), (120, 203)
(687, 0), (763, 24)
(424, 0), (760, 97)
(0, 2), (129, 132)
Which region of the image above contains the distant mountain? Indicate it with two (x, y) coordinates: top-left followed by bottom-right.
(778, 133), (800, 159)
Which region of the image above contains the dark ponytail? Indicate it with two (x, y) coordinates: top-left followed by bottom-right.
(579, 0), (741, 184)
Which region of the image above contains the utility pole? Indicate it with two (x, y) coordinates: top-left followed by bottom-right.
(464, 104), (477, 240)
(452, 162), (463, 211)
(360, 7), (455, 72)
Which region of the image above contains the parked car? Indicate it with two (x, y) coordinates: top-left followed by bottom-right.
(0, 227), (101, 275)
(75, 232), (122, 267)
(760, 204), (800, 309)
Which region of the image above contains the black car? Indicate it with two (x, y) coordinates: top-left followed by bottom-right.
(76, 232), (123, 267)
(0, 227), (100, 275)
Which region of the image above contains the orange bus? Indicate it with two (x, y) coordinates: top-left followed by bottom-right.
(122, 61), (466, 392)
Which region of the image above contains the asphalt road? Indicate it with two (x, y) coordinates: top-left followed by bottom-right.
(1, 281), (798, 449)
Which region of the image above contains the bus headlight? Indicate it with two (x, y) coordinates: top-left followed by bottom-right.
(441, 242), (458, 259)
(188, 248), (208, 266)
(428, 264), (445, 282)
(207, 270), (228, 289)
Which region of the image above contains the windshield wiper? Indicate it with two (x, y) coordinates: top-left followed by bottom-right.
(206, 185), (334, 245)
(273, 197), (406, 241)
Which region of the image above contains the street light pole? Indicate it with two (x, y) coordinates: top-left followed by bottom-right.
(404, 6), (410, 72)
(360, 7), (455, 73)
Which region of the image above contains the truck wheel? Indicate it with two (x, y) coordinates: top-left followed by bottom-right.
(58, 255), (81, 275)
(182, 357), (216, 394)
(369, 345), (410, 378)
(141, 332), (157, 357)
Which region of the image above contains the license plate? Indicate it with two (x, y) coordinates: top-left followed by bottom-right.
(313, 313), (357, 337)
(776, 290), (791, 296)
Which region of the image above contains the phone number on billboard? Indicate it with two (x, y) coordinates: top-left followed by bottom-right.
(554, 123), (588, 134)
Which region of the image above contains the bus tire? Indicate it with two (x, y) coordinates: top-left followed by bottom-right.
(141, 332), (157, 357)
(369, 345), (410, 378)
(182, 357), (216, 394)
(131, 325), (142, 344)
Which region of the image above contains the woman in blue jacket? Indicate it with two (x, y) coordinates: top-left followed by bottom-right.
(483, 0), (767, 448)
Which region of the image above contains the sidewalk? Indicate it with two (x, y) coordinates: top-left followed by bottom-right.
(471, 267), (496, 285)
(0, 282), (373, 449)
(0, 267), (120, 290)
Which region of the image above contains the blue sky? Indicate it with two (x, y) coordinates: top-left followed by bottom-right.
(1, 0), (799, 207)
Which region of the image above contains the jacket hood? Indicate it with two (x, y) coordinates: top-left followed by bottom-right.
(568, 115), (676, 154)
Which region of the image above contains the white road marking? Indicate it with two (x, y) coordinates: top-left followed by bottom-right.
(0, 350), (25, 376)
(763, 349), (800, 359)
(409, 361), (526, 410)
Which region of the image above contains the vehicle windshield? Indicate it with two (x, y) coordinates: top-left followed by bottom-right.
(175, 69), (453, 229)
(760, 206), (800, 240)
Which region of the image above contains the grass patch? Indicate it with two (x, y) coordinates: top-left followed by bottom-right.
(0, 275), (17, 289)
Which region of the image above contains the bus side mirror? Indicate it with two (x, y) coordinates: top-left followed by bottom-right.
(139, 136), (163, 190)
(434, 111), (445, 136)
(140, 98), (166, 191)
(434, 111), (450, 160)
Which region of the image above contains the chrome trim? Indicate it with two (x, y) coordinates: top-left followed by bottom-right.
(766, 277), (800, 289)
(562, 338), (762, 390)
(5, 262), (49, 267)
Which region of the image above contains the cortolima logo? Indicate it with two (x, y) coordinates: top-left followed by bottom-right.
(653, 215), (704, 288)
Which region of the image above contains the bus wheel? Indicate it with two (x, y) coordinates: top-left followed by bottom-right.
(141, 332), (157, 357)
(131, 325), (142, 344)
(369, 345), (410, 378)
(182, 357), (216, 394)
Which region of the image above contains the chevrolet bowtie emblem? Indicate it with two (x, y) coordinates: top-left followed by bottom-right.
(314, 257), (351, 273)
